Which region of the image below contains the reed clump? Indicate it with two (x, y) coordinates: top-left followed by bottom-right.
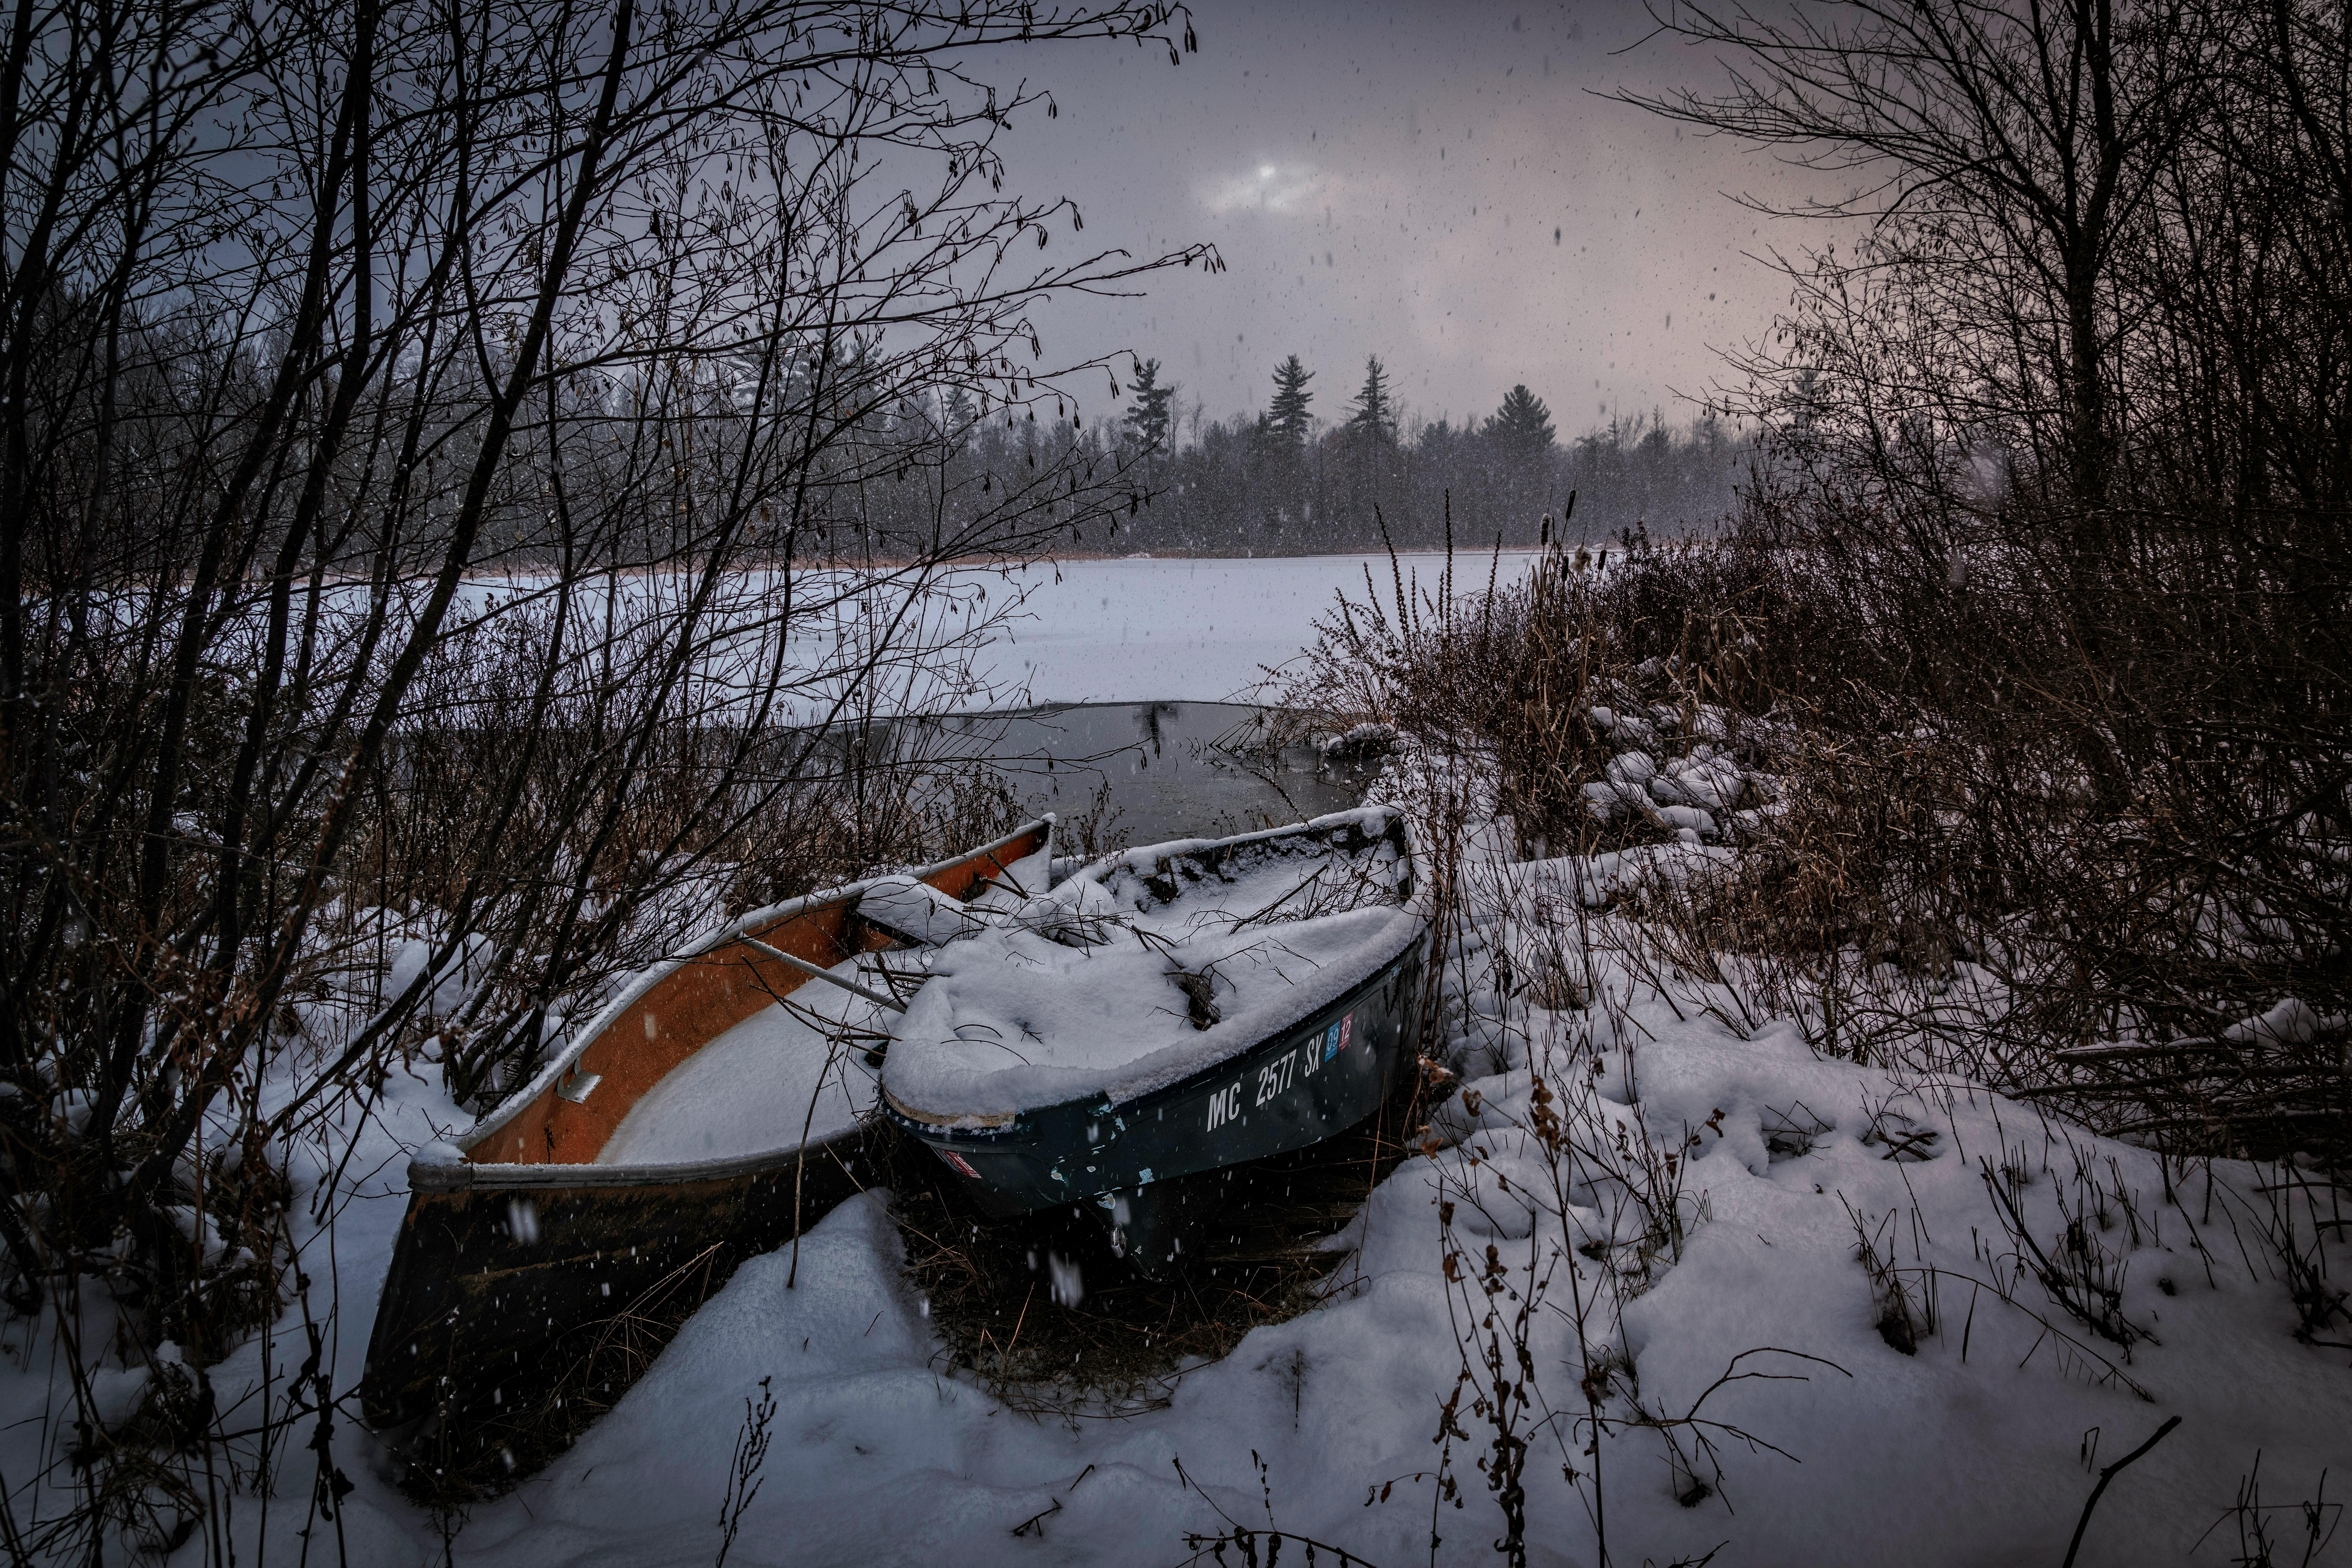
(1283, 520), (2349, 1166)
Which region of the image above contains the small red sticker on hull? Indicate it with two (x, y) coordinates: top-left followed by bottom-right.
(938, 1149), (981, 1179)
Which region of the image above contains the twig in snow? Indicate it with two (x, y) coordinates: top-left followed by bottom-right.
(2058, 1414), (2180, 1568)
(714, 1376), (777, 1568)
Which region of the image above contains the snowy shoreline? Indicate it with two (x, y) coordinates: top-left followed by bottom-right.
(5, 557), (2342, 1568)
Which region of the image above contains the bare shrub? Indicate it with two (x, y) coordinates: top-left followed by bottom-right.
(1609, 0), (2352, 1162)
(1, 0), (1215, 1548)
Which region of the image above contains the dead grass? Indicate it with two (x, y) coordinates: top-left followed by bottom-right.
(874, 1080), (1431, 1421)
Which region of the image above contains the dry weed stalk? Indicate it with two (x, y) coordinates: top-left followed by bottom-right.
(1422, 982), (1842, 1566)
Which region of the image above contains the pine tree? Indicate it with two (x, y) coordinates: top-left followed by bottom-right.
(1123, 357), (1177, 456)
(1248, 409), (1280, 462)
(1348, 355), (1396, 443)
(942, 386), (978, 451)
(1487, 384), (1556, 458)
(1268, 355), (1315, 449)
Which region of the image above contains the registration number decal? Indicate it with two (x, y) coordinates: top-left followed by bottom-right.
(1207, 1009), (1363, 1132)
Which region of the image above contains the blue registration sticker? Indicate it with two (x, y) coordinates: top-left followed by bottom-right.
(1323, 1021), (1343, 1061)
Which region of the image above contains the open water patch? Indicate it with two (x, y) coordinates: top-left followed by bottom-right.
(905, 700), (1377, 847)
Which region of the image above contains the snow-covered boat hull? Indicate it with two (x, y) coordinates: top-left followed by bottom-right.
(882, 813), (1429, 1275)
(360, 820), (1054, 1467)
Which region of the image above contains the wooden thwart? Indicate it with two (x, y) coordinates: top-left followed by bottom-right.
(731, 933), (908, 1013)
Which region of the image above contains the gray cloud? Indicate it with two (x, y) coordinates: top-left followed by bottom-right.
(978, 0), (1836, 433)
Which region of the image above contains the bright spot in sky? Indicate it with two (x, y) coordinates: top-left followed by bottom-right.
(1203, 160), (1326, 215)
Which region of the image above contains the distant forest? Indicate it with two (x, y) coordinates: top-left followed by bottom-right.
(817, 356), (1752, 561)
(1115, 355), (1753, 553)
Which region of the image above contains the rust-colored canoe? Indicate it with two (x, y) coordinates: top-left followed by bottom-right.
(360, 819), (1053, 1474)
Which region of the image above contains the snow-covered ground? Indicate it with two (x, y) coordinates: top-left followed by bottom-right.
(265, 853), (2346, 1568)
(436, 1046), (2347, 1568)
(5, 557), (2344, 1568)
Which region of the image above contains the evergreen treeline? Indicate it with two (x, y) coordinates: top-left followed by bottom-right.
(838, 357), (1753, 559)
(1113, 357), (1751, 553)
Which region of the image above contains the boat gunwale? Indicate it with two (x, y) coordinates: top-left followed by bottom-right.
(1079, 803), (1418, 906)
(406, 1124), (870, 1192)
(422, 816), (1055, 1177)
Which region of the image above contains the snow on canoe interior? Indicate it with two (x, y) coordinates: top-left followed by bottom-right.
(880, 807), (1430, 1273)
(360, 819), (1054, 1442)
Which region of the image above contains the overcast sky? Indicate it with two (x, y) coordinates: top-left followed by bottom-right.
(976, 0), (1835, 439)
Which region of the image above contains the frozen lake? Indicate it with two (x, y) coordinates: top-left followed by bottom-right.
(916, 553), (1538, 841)
(443, 549), (1542, 721)
(446, 552), (1540, 837)
(966, 550), (1541, 704)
